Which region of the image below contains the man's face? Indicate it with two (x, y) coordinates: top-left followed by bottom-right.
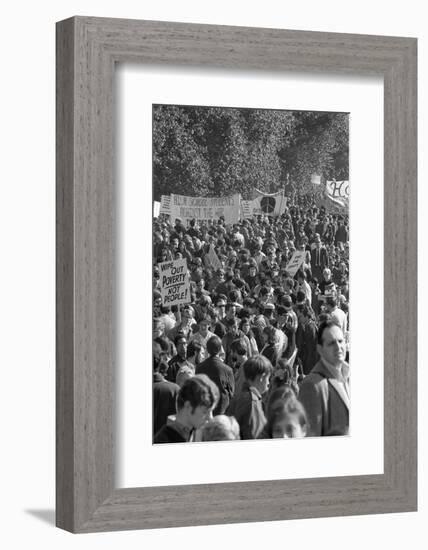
(317, 325), (346, 367)
(176, 339), (187, 358)
(255, 372), (270, 395)
(199, 321), (210, 336)
(182, 308), (192, 321)
(195, 348), (205, 365)
(188, 404), (214, 429)
(196, 279), (204, 291)
(228, 321), (239, 336)
(227, 306), (237, 318)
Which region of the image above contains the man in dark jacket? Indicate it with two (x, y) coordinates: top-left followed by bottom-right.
(227, 355), (272, 439)
(196, 335), (235, 415)
(153, 361), (180, 435)
(310, 234), (329, 281)
(154, 374), (219, 444)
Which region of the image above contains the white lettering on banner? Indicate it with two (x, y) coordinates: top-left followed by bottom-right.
(158, 259), (191, 307)
(285, 250), (307, 278)
(168, 194), (241, 224)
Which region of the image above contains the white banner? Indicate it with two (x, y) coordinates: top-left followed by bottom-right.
(158, 258), (191, 307)
(159, 194), (171, 215)
(285, 250), (307, 277)
(325, 180), (349, 207)
(249, 190), (287, 217)
(167, 193), (241, 224)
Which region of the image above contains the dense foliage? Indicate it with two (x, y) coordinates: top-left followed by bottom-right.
(153, 104), (349, 201)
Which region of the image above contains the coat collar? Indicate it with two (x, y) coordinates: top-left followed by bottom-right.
(312, 360), (350, 411)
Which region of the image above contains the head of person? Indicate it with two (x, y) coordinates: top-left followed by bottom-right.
(174, 334), (188, 359)
(309, 276), (319, 290)
(317, 321), (346, 368)
(273, 359), (299, 393)
(187, 340), (205, 366)
(266, 395), (308, 439)
(323, 267), (332, 282)
(226, 303), (237, 319)
(175, 365), (195, 387)
(226, 316), (239, 337)
(198, 316), (211, 337)
(229, 338), (248, 368)
(153, 315), (166, 338)
(206, 335), (223, 357)
(249, 264), (258, 278)
(200, 415), (240, 442)
(176, 375), (219, 429)
(243, 355), (273, 395)
(325, 297), (338, 313)
(314, 234), (322, 249)
(239, 317), (252, 336)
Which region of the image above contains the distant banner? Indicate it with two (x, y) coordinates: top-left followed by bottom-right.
(285, 250), (307, 277)
(158, 258), (191, 307)
(206, 245), (222, 272)
(153, 201), (161, 218)
(159, 195), (172, 215)
(311, 174), (321, 185)
(165, 193), (241, 224)
(242, 190), (287, 218)
(325, 180), (349, 207)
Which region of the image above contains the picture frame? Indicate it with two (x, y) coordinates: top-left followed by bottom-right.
(56, 16), (417, 533)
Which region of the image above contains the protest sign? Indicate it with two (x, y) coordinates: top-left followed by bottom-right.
(243, 190), (287, 217)
(158, 258), (191, 307)
(285, 250), (306, 277)
(206, 244), (222, 271)
(325, 180), (349, 207)
(168, 193), (241, 224)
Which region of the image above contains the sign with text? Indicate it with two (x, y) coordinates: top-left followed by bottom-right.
(158, 259), (191, 306)
(325, 180), (349, 207)
(169, 193), (241, 224)
(285, 250), (306, 277)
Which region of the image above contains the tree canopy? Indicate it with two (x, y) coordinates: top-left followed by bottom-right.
(153, 104), (348, 201)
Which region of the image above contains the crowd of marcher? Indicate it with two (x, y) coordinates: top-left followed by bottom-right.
(153, 193), (350, 443)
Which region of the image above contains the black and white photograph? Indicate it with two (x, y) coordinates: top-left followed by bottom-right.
(152, 103), (350, 444)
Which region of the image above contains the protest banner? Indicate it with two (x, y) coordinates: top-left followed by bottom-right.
(325, 179), (349, 207)
(168, 193), (241, 224)
(158, 258), (191, 307)
(159, 194), (171, 215)
(243, 190), (287, 217)
(206, 244), (222, 271)
(285, 250), (306, 277)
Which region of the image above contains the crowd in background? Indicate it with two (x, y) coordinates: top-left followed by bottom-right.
(153, 193), (350, 443)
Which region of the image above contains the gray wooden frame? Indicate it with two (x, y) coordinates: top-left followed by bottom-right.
(56, 16), (417, 533)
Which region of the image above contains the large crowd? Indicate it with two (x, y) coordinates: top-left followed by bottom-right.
(153, 193), (350, 443)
